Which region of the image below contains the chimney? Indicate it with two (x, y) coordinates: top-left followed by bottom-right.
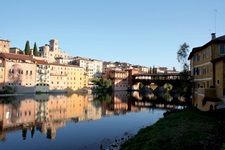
(211, 33), (216, 40)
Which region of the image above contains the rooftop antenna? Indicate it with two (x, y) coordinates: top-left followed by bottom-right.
(214, 9), (217, 34)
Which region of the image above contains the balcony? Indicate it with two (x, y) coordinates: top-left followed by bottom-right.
(38, 69), (49, 74)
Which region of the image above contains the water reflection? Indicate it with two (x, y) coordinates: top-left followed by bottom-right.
(0, 94), (102, 141)
(132, 90), (188, 109)
(0, 92), (189, 149)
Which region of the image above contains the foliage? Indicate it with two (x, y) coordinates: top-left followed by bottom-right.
(121, 108), (225, 150)
(163, 92), (173, 101)
(177, 42), (189, 71)
(2, 86), (14, 94)
(33, 42), (38, 56)
(163, 83), (173, 91)
(24, 40), (31, 55)
(91, 78), (112, 90)
(149, 66), (157, 74)
(178, 70), (191, 97)
(93, 93), (112, 105)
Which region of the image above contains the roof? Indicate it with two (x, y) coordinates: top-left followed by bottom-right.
(36, 59), (49, 65)
(48, 62), (82, 68)
(188, 35), (225, 60)
(0, 52), (36, 61)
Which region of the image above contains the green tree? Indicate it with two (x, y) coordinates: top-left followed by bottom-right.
(24, 40), (31, 55)
(91, 78), (112, 91)
(177, 43), (189, 71)
(33, 42), (38, 56)
(99, 79), (112, 89)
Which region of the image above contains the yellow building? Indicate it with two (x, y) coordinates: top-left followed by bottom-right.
(49, 63), (67, 92)
(188, 33), (225, 100)
(66, 65), (85, 92)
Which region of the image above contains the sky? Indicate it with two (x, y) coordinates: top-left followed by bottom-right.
(1, 0), (225, 71)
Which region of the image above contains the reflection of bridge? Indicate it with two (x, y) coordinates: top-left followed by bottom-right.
(132, 73), (191, 86)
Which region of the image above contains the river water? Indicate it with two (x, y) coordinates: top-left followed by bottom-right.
(0, 91), (187, 150)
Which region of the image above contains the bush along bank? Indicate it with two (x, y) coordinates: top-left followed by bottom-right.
(121, 108), (225, 150)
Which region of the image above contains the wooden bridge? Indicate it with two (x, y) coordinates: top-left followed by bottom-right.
(132, 73), (192, 86)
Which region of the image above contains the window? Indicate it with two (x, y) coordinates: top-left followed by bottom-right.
(219, 44), (225, 54)
(26, 70), (28, 75)
(30, 71), (32, 75)
(217, 79), (220, 85)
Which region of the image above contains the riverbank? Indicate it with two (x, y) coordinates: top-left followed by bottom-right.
(121, 108), (225, 150)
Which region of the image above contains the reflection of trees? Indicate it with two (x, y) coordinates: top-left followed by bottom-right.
(22, 128), (27, 140)
(93, 93), (112, 105)
(163, 83), (173, 92)
(163, 93), (173, 102)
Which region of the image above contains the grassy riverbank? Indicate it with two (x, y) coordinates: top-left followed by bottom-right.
(121, 108), (225, 150)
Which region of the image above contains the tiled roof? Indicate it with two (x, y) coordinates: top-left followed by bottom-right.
(0, 52), (36, 61)
(188, 35), (225, 60)
(36, 59), (49, 65)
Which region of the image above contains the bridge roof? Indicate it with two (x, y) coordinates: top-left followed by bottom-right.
(132, 73), (180, 77)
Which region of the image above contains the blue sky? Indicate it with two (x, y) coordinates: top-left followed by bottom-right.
(1, 0), (225, 71)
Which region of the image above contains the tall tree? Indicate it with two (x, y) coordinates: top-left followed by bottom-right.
(24, 40), (31, 55)
(177, 42), (189, 71)
(33, 42), (38, 56)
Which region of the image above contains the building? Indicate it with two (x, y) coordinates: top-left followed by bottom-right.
(49, 63), (67, 92)
(66, 65), (85, 92)
(104, 69), (129, 91)
(103, 61), (117, 73)
(36, 60), (50, 92)
(132, 65), (150, 73)
(38, 39), (69, 63)
(0, 39), (10, 53)
(73, 56), (103, 79)
(188, 33), (225, 101)
(0, 59), (4, 90)
(10, 47), (23, 54)
(0, 52), (37, 93)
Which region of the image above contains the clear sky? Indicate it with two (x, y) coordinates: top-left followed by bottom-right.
(1, 0), (225, 71)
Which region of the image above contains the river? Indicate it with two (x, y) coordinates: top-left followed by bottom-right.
(0, 91), (188, 150)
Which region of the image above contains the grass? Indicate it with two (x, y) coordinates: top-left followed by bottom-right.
(121, 108), (225, 150)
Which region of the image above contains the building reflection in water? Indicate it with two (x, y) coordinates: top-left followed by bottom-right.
(0, 93), (102, 141)
(0, 91), (188, 141)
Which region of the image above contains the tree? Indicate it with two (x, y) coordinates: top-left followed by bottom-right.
(33, 42), (38, 56)
(24, 40), (31, 55)
(91, 78), (112, 91)
(177, 43), (189, 71)
(177, 43), (191, 97)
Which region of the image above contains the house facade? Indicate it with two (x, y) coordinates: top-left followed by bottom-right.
(73, 56), (103, 79)
(104, 69), (129, 91)
(0, 52), (87, 94)
(188, 33), (225, 101)
(0, 53), (37, 93)
(36, 60), (50, 92)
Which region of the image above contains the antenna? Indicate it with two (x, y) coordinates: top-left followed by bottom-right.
(214, 9), (217, 34)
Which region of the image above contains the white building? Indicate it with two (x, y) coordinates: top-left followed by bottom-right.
(73, 57), (103, 79)
(38, 39), (69, 63)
